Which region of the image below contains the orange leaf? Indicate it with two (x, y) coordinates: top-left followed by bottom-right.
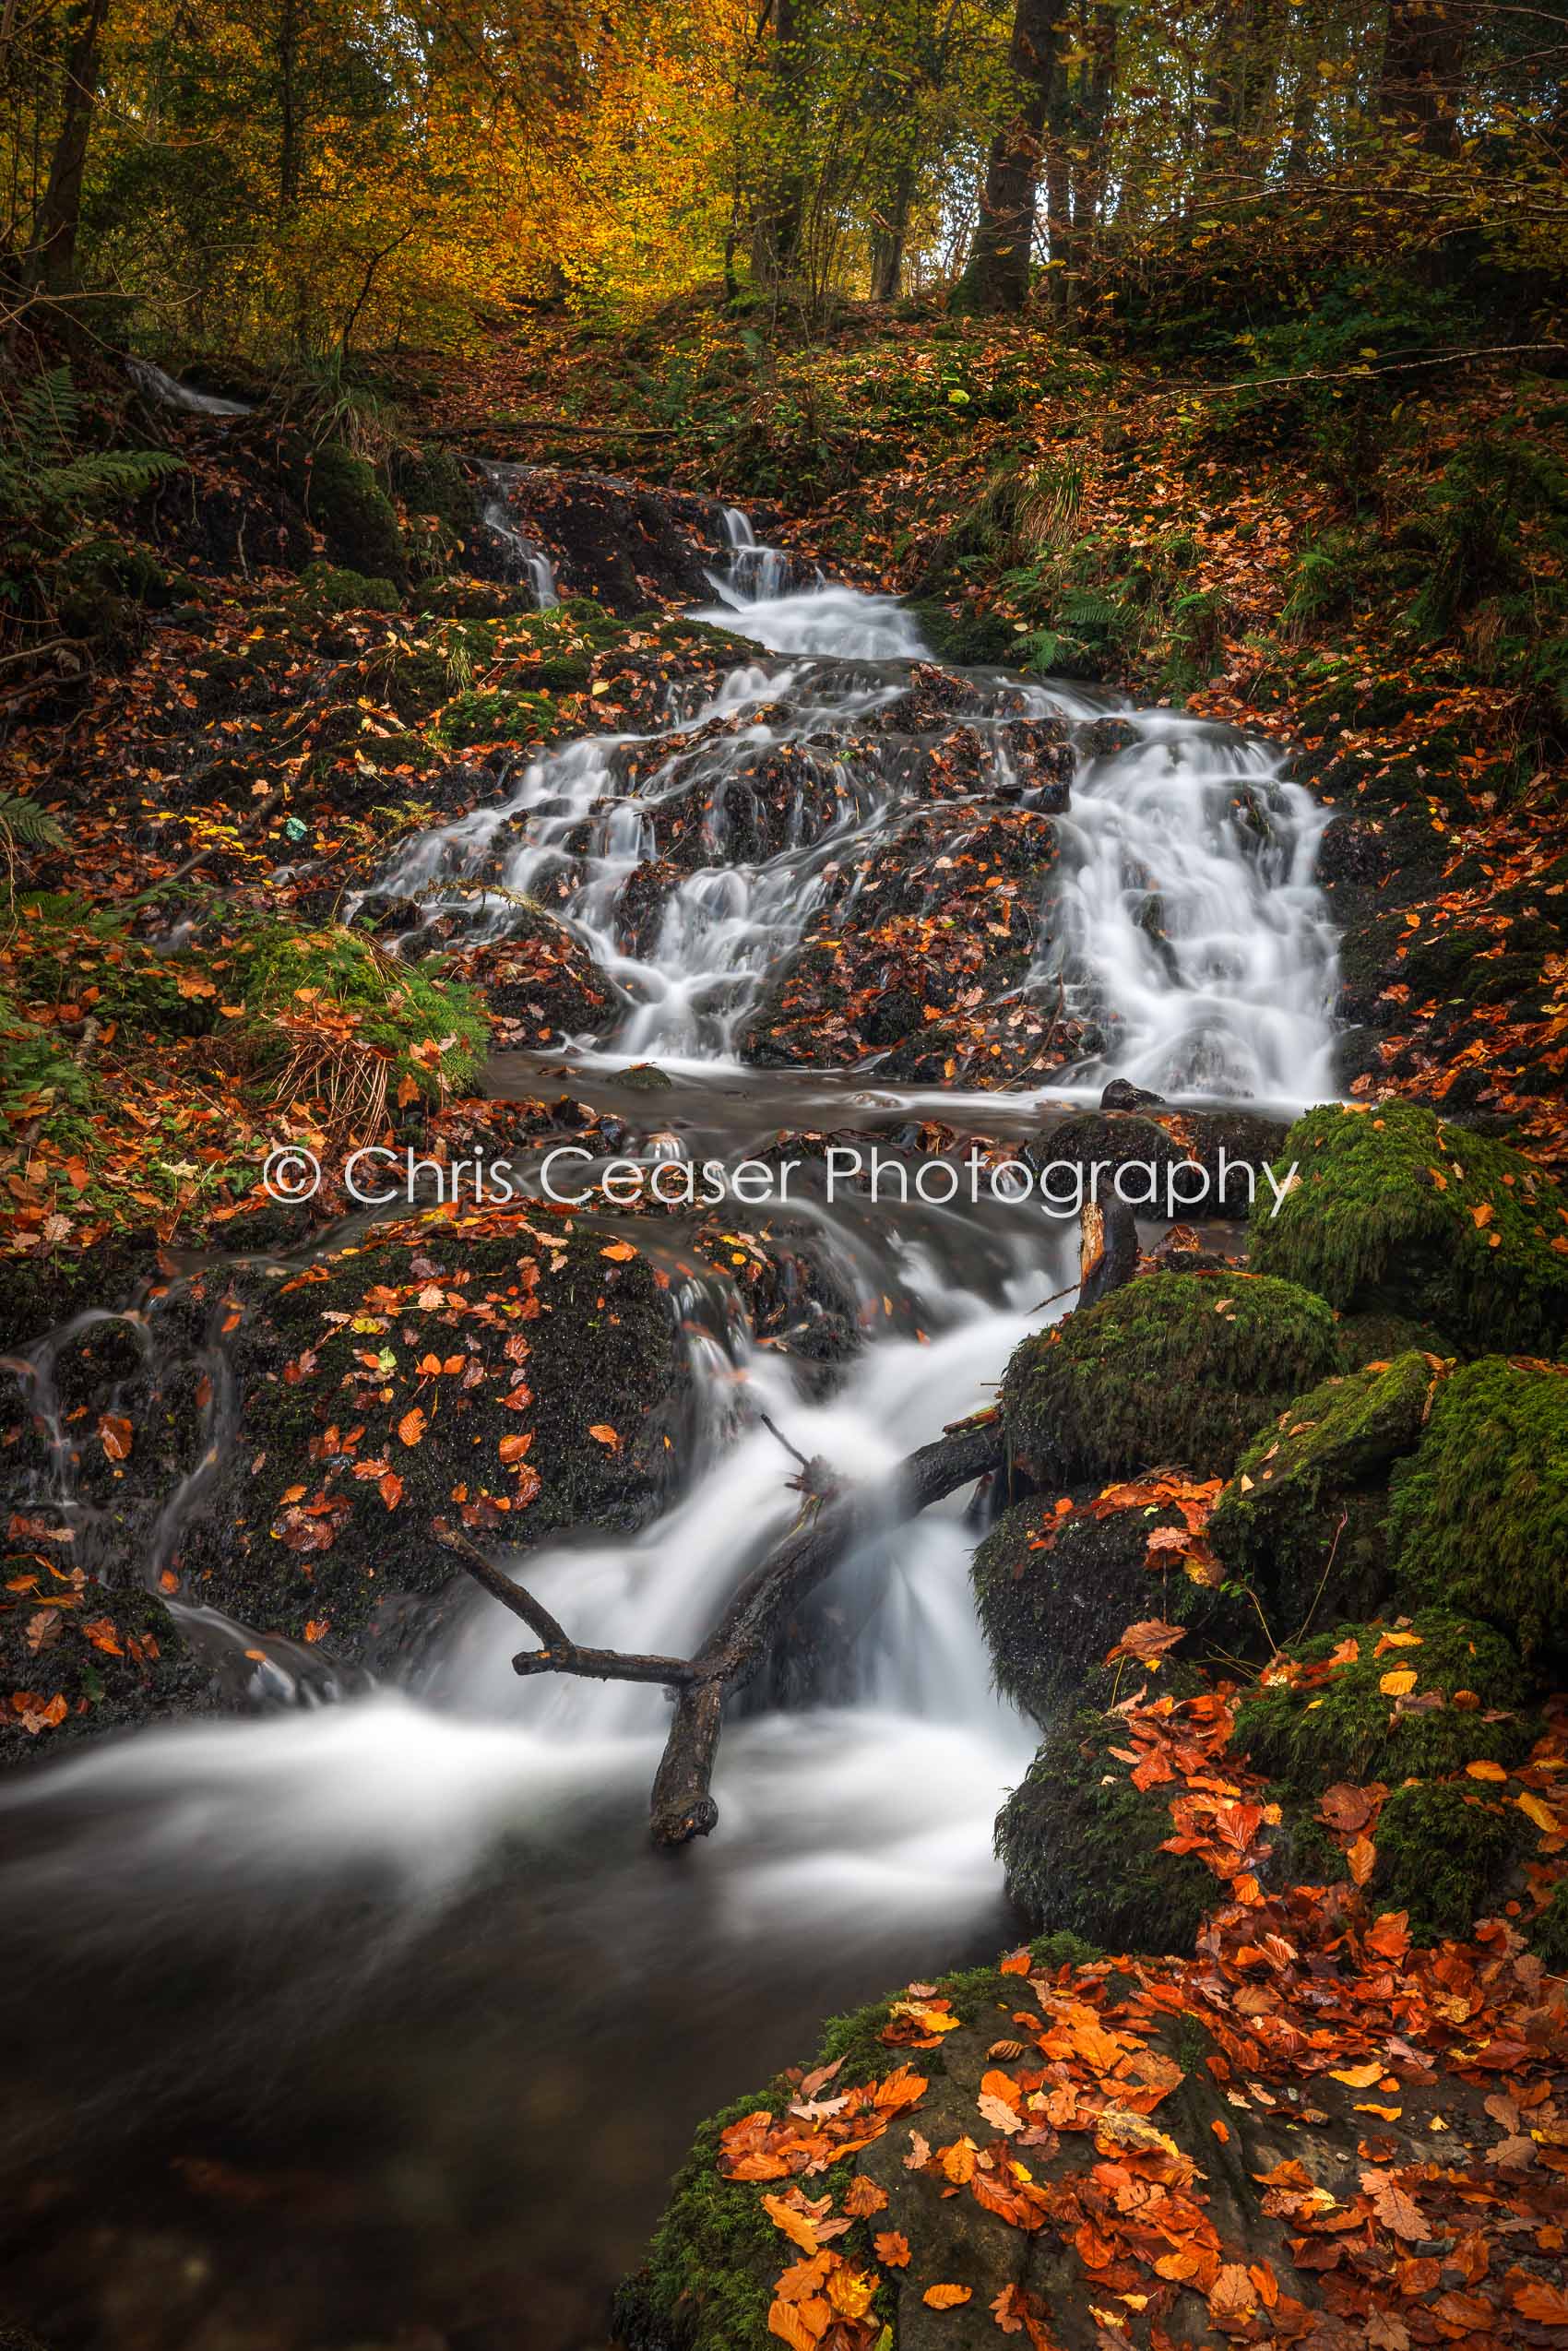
(98, 1413), (132, 1462)
(398, 1407), (427, 1448)
(766, 2298), (824, 2349)
(1465, 1759), (1508, 1781)
(588, 1423), (620, 1448)
(600, 1241), (637, 1262)
(499, 1432), (535, 1464)
(1512, 2279), (1568, 2324)
(873, 2230), (910, 2267)
(922, 2285), (971, 2309)
(761, 2194), (819, 2254)
(378, 1471), (403, 1510)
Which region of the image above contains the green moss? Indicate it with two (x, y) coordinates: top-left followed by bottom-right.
(296, 441), (405, 580)
(1387, 1358), (1568, 1659)
(995, 1709), (1218, 1955)
(1250, 1102), (1568, 1354)
(296, 560), (400, 614)
(434, 686), (556, 749)
(1234, 1610), (1538, 1792)
(1209, 1351), (1434, 1628)
(1001, 1271), (1340, 1485)
(235, 919), (489, 1099)
(971, 1495), (1252, 1723)
(1372, 1779), (1531, 1943)
(1528, 1878), (1568, 1972)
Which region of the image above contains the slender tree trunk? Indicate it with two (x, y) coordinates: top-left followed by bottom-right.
(30, 0), (110, 298)
(278, 0), (301, 210)
(754, 0), (807, 280)
(955, 0), (1067, 314)
(1376, 0), (1470, 154)
(870, 156), (915, 299)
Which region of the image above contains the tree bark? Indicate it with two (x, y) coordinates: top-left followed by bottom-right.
(30, 0), (110, 299)
(954, 0), (1067, 315)
(870, 157), (916, 301)
(1376, 0), (1470, 155)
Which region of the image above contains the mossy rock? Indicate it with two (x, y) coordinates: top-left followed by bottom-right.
(1369, 1779), (1532, 1944)
(296, 560), (400, 614)
(172, 1214), (691, 1656)
(995, 1708), (1218, 1954)
(1234, 1610), (1538, 1793)
(1387, 1358), (1568, 1660)
(1250, 1102), (1568, 1355)
(612, 1941), (1090, 2351)
(971, 1494), (1253, 1724)
(1530, 1877), (1568, 1972)
(390, 443), (475, 536)
(1000, 1272), (1340, 1487)
(294, 440), (405, 581)
(1209, 1351), (1436, 1629)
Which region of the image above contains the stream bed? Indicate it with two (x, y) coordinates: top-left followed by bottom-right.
(0, 535), (1338, 2350)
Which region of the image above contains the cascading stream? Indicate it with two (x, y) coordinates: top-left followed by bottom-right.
(0, 514), (1342, 2351)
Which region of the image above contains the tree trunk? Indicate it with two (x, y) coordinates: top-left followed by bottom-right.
(278, 0), (301, 211)
(30, 0), (110, 299)
(870, 157), (915, 301)
(1376, 0), (1470, 154)
(754, 0), (807, 281)
(954, 0), (1066, 315)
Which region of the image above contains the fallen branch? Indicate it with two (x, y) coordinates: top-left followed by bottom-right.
(443, 1412), (1005, 1846)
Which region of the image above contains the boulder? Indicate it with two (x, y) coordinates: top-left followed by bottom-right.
(1387, 1356), (1568, 1660)
(1249, 1101), (1568, 1354)
(169, 1210), (690, 1659)
(1000, 1271), (1341, 1488)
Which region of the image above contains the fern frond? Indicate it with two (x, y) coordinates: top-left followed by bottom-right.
(0, 792), (67, 851)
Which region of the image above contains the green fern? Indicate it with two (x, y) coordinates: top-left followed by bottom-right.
(0, 363), (184, 529)
(0, 792), (66, 852)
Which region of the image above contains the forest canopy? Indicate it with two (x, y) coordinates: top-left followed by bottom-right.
(5, 0), (1567, 353)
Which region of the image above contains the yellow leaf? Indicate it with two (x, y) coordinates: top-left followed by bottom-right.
(1464, 1760), (1508, 1782)
(1517, 1791), (1562, 1835)
(1329, 2060), (1385, 2088)
(761, 2195), (819, 2254)
(1379, 1668), (1417, 1696)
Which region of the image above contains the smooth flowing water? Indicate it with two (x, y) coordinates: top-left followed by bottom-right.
(0, 524), (1339, 2350)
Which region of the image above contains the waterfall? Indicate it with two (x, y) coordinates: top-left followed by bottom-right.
(0, 517), (1343, 2328)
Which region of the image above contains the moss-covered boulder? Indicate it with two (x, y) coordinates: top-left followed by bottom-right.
(1368, 1779), (1533, 1943)
(1250, 1101), (1568, 1354)
(1001, 1271), (1340, 1487)
(612, 1941), (1092, 2351)
(971, 1492), (1251, 1723)
(1209, 1350), (1435, 1630)
(292, 440), (405, 581)
(1387, 1357), (1568, 1660)
(995, 1709), (1218, 1953)
(1234, 1611), (1539, 1793)
(171, 1210), (691, 1656)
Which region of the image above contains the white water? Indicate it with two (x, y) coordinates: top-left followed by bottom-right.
(0, 528), (1341, 2316)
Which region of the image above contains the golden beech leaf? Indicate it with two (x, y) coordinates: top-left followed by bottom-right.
(1464, 1759), (1508, 1781)
(398, 1407), (427, 1447)
(761, 2194), (819, 2254)
(921, 2284), (971, 2309)
(873, 2230), (910, 2267)
(1379, 1668), (1417, 1697)
(588, 1423), (621, 1448)
(600, 1241), (637, 1261)
(766, 2298), (823, 2349)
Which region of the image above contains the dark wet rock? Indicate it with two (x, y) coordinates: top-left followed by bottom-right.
(1075, 714), (1140, 761)
(998, 1710), (1221, 1953)
(1315, 812), (1391, 893)
(469, 469), (737, 611)
(1027, 1107), (1289, 1220)
(1002, 1269), (1341, 1488)
(442, 907), (621, 1044)
(0, 1567), (215, 1766)
(738, 802), (1068, 1084)
(614, 859), (682, 958)
(168, 1215), (691, 1660)
(972, 1493), (1253, 1727)
(1099, 1077), (1162, 1110)
(617, 1063), (677, 1091)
